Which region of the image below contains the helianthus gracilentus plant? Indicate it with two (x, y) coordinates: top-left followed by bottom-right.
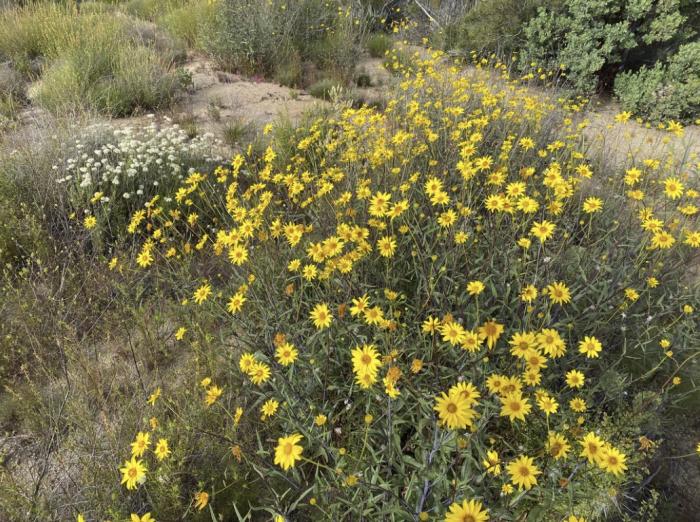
(117, 49), (699, 521)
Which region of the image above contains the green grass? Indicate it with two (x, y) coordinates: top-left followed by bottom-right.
(221, 118), (252, 147)
(206, 0), (366, 83)
(158, 0), (216, 48)
(36, 44), (183, 117)
(366, 32), (392, 58)
(123, 0), (188, 21)
(307, 78), (342, 100)
(0, 3), (186, 116)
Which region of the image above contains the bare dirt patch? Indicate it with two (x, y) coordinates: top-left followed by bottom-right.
(581, 101), (699, 167)
(171, 58), (327, 139)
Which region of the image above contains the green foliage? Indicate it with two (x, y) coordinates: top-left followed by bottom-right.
(158, 0), (216, 48)
(0, 263), (240, 521)
(448, 0), (699, 121)
(366, 32), (392, 58)
(51, 121), (224, 243)
(0, 3), (186, 116)
(383, 46), (415, 75)
(444, 0), (543, 56)
(614, 41), (700, 123)
(0, 184), (45, 268)
(37, 45), (183, 117)
(111, 53), (699, 520)
(273, 48), (304, 87)
(221, 118), (253, 147)
(0, 4), (698, 521)
(0, 121), (73, 268)
(307, 78), (342, 100)
(205, 0), (367, 83)
(519, 0), (690, 93)
(123, 0), (188, 21)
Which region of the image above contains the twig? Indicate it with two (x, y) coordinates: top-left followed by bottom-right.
(412, 0), (442, 29)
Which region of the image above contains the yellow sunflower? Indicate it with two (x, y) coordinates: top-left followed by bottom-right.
(506, 455), (541, 490)
(274, 434), (304, 470)
(434, 390), (476, 430)
(444, 499), (489, 522)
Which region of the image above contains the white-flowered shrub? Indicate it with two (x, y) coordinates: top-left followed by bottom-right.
(54, 117), (225, 239)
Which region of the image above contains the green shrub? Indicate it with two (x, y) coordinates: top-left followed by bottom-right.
(614, 42), (700, 123)
(273, 48), (304, 87)
(51, 120), (224, 242)
(0, 3), (72, 75)
(204, 0), (277, 74)
(307, 78), (342, 100)
(445, 0), (543, 56)
(519, 0), (691, 93)
(123, 0), (187, 21)
(158, 0), (216, 48)
(308, 32), (362, 82)
(0, 118), (79, 252)
(221, 118), (253, 147)
(354, 67), (372, 87)
(205, 0), (366, 82)
(115, 51), (700, 520)
(0, 260), (240, 521)
(383, 46), (416, 75)
(366, 32), (392, 58)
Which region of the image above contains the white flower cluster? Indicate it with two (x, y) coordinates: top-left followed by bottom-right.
(54, 116), (224, 205)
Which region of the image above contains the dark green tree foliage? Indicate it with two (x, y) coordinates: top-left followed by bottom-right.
(519, 0), (692, 93)
(615, 41), (700, 122)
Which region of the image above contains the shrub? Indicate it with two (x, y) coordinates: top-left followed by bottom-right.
(0, 257), (241, 521)
(383, 46), (416, 75)
(614, 42), (700, 123)
(0, 4), (186, 116)
(158, 0), (216, 48)
(221, 118), (253, 147)
(205, 0), (367, 82)
(307, 78), (342, 100)
(37, 45), (184, 117)
(354, 68), (372, 87)
(273, 48), (304, 87)
(203, 0), (277, 74)
(366, 32), (392, 58)
(0, 3), (63, 75)
(53, 120), (224, 240)
(307, 25), (363, 83)
(357, 0), (405, 29)
(123, 0), (187, 21)
(115, 51), (699, 520)
(0, 116), (80, 257)
(444, 0), (543, 56)
(519, 0), (691, 93)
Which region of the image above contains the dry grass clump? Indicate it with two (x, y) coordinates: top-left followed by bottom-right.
(0, 3), (186, 116)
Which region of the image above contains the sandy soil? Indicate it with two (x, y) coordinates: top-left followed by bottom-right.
(175, 58), (325, 132)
